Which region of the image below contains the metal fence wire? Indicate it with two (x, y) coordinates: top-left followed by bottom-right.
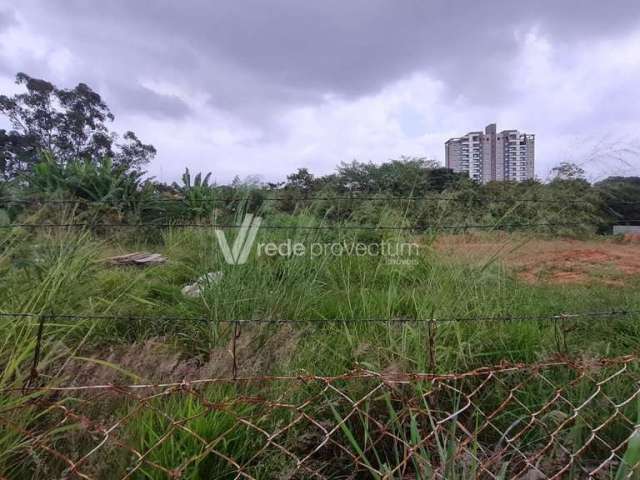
(3, 355), (640, 479)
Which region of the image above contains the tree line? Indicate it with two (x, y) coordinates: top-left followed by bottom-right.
(1, 73), (639, 233)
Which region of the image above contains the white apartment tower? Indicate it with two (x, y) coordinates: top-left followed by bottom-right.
(445, 124), (535, 183)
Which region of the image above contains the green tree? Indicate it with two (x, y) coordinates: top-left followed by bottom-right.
(0, 72), (155, 178)
(550, 162), (585, 181)
(285, 168), (316, 194)
(334, 157), (461, 195)
(595, 177), (640, 228)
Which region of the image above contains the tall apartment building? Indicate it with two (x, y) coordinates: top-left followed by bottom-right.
(445, 124), (535, 183)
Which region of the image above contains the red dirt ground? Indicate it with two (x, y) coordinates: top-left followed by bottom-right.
(434, 234), (640, 285)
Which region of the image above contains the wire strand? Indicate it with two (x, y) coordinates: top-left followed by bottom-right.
(0, 308), (637, 325)
(1, 195), (636, 205)
(0, 221), (623, 231)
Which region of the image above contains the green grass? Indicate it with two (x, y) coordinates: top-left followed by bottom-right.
(1, 209), (639, 478)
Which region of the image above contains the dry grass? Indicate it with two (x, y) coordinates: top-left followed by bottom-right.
(61, 324), (302, 385)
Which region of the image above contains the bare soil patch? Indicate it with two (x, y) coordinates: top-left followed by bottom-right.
(435, 234), (640, 285)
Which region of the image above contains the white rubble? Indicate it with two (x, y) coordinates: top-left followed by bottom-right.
(181, 271), (224, 297)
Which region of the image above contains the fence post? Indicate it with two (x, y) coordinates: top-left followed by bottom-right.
(232, 321), (241, 380)
(24, 312), (48, 389)
(428, 318), (437, 372)
(553, 315), (571, 354)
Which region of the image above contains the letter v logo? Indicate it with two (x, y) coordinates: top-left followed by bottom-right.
(215, 214), (262, 265)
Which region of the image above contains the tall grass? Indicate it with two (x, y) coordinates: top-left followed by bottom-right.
(0, 202), (639, 477)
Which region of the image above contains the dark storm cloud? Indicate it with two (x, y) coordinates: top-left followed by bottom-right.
(0, 9), (17, 75)
(111, 84), (191, 120)
(6, 0), (640, 122)
(0, 7), (15, 31)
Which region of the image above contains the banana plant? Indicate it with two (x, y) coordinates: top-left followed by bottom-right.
(172, 168), (218, 220)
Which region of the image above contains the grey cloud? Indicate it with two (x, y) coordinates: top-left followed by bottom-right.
(9, 0), (640, 122)
(0, 8), (16, 75)
(1, 0), (640, 182)
(0, 7), (15, 32)
(111, 84), (191, 119)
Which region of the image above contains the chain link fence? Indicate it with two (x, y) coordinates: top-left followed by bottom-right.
(2, 355), (640, 479)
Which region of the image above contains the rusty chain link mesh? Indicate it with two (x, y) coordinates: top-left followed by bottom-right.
(2, 355), (640, 479)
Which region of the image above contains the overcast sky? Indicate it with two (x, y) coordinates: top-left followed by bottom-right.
(0, 0), (639, 183)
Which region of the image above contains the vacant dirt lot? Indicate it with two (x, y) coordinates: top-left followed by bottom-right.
(435, 234), (640, 285)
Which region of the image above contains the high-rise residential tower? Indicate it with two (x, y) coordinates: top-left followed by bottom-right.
(445, 124), (535, 183)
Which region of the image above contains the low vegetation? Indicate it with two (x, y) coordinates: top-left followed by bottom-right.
(1, 198), (640, 476)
